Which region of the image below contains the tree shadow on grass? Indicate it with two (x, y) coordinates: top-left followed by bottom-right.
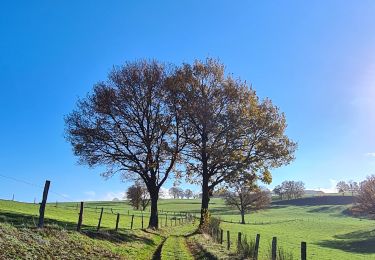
(0, 210), (78, 229)
(186, 239), (219, 260)
(317, 229), (375, 254)
(84, 229), (155, 245)
(0, 210), (155, 245)
(184, 228), (200, 238)
(307, 205), (350, 217)
(273, 196), (354, 206)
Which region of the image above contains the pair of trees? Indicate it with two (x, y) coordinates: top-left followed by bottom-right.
(169, 186), (194, 199)
(273, 180), (305, 200)
(169, 186), (183, 199)
(65, 58), (296, 229)
(336, 180), (359, 196)
(126, 182), (150, 210)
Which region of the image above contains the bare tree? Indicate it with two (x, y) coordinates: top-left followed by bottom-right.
(352, 175), (375, 215)
(348, 180), (359, 196)
(293, 181), (305, 199)
(126, 181), (150, 210)
(273, 185), (284, 200)
(225, 180), (271, 224)
(65, 60), (184, 229)
(336, 181), (349, 196)
(274, 181), (305, 200)
(170, 58), (296, 227)
(169, 186), (183, 199)
(184, 189), (193, 199)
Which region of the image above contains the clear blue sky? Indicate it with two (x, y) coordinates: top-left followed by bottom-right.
(1, 1), (374, 202)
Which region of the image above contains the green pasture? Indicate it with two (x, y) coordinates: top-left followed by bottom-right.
(0, 196), (374, 259)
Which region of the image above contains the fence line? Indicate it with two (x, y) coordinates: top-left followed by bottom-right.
(0, 180), (195, 233)
(207, 224), (308, 260)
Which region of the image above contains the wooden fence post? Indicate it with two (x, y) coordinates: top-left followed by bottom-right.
(142, 213), (144, 229)
(175, 217), (177, 226)
(272, 237), (277, 260)
(220, 229), (223, 244)
(97, 207), (104, 231)
(227, 230), (230, 250)
(131, 215), (134, 229)
(254, 234), (260, 260)
(77, 202), (84, 231)
(115, 213), (120, 231)
(38, 180), (50, 228)
(237, 232), (242, 251)
(301, 242), (307, 260)
(165, 214), (168, 226)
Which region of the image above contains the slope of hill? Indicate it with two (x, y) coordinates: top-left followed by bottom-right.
(273, 195), (355, 206)
(0, 196), (374, 259)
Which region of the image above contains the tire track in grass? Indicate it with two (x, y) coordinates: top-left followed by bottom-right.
(152, 237), (167, 260)
(152, 222), (198, 259)
(186, 238), (218, 260)
(160, 235), (194, 260)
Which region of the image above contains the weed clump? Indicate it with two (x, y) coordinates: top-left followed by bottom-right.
(265, 243), (294, 260)
(237, 235), (256, 259)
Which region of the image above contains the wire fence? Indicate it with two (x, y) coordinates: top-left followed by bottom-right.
(0, 175), (195, 232)
(203, 220), (373, 260)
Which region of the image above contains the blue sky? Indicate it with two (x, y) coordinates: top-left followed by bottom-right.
(0, 1), (374, 202)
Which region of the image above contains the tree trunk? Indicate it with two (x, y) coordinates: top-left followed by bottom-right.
(241, 210), (245, 224)
(200, 176), (210, 227)
(199, 130), (210, 228)
(148, 190), (159, 229)
(148, 193), (159, 229)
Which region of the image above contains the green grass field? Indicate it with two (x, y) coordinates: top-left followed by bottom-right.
(1, 196), (374, 259)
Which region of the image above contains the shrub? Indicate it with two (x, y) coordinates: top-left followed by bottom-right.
(199, 209), (211, 234)
(199, 209), (221, 241)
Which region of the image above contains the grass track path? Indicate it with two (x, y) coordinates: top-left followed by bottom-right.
(155, 222), (198, 260)
(160, 235), (194, 260)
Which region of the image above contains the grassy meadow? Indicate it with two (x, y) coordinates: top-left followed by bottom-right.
(0, 196), (374, 259)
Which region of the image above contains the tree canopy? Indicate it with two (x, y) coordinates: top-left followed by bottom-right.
(225, 178), (271, 224)
(65, 60), (184, 228)
(126, 181), (150, 210)
(169, 58), (297, 226)
(353, 175), (375, 215)
(273, 180), (305, 200)
(336, 181), (350, 195)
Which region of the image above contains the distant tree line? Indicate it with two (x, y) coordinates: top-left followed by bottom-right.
(273, 180), (305, 200)
(168, 186), (194, 199)
(336, 180), (359, 196)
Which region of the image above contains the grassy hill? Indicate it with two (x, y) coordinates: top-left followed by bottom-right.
(0, 196), (374, 259)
